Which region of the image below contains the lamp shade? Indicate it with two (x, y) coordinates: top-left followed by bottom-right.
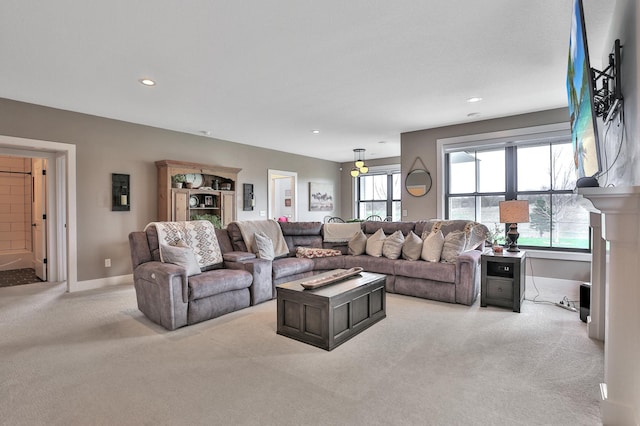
(499, 200), (530, 223)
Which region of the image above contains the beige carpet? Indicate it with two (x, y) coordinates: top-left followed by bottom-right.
(0, 281), (603, 425)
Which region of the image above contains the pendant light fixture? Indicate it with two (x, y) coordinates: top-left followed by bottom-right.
(351, 148), (368, 177)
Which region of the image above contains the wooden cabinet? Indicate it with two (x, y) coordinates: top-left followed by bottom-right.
(156, 160), (241, 227)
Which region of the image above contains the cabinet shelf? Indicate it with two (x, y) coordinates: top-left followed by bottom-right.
(156, 160), (241, 227)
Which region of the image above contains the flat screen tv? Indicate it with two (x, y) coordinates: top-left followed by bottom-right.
(567, 0), (601, 187)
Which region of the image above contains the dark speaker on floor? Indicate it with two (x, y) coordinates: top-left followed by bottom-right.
(580, 283), (591, 323)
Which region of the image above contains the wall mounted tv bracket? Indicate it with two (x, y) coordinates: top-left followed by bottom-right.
(592, 39), (623, 123)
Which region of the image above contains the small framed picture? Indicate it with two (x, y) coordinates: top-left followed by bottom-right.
(284, 198), (292, 207)
(204, 195), (214, 206)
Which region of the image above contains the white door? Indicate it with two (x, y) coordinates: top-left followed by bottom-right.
(32, 158), (47, 281)
(268, 170), (297, 221)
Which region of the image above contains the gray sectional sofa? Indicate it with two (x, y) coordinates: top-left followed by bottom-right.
(128, 219), (488, 330)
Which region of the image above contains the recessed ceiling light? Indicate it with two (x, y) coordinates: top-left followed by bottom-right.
(467, 112), (481, 118)
(466, 97), (482, 103)
(311, 129), (320, 134)
(139, 78), (156, 86)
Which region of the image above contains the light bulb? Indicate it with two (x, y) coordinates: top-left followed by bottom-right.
(350, 168), (360, 177)
(359, 165), (368, 174)
(355, 160), (364, 168)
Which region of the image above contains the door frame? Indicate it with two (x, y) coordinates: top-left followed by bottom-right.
(0, 135), (77, 291)
(268, 169), (298, 221)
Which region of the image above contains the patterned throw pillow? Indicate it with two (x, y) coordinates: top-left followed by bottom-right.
(348, 230), (368, 255)
(421, 230), (445, 262)
(254, 232), (275, 260)
(402, 231), (423, 261)
(365, 228), (386, 257)
(382, 230), (405, 259)
(160, 243), (201, 276)
(440, 230), (467, 263)
(296, 247), (342, 259)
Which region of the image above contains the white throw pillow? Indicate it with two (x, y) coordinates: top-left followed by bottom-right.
(440, 231), (467, 263)
(348, 230), (367, 255)
(382, 230), (405, 260)
(254, 231), (275, 260)
(365, 228), (386, 257)
(402, 231), (423, 261)
(421, 230), (445, 262)
(160, 243), (201, 276)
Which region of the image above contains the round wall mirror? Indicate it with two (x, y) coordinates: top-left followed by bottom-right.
(405, 169), (432, 197)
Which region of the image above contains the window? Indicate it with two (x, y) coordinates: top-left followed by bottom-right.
(356, 172), (401, 220)
(445, 139), (590, 251)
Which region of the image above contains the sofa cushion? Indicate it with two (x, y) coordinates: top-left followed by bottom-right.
(160, 242), (201, 276)
(394, 259), (456, 283)
(402, 231), (422, 261)
(365, 228), (386, 257)
(421, 230), (444, 262)
(441, 231), (467, 263)
(383, 230), (404, 260)
(272, 257), (315, 280)
(312, 255), (346, 270)
(345, 254), (396, 275)
(188, 269), (252, 301)
(348, 230), (367, 255)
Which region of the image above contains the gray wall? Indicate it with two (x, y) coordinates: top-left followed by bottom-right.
(0, 98), (341, 281)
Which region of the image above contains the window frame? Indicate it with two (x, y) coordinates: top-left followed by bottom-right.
(355, 170), (401, 220)
(437, 123), (591, 253)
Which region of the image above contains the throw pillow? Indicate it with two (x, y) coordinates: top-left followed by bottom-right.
(382, 230), (405, 260)
(365, 228), (386, 257)
(464, 221), (488, 251)
(440, 230), (467, 263)
(254, 232), (275, 260)
(348, 230), (367, 255)
(402, 231), (423, 261)
(421, 230), (445, 262)
(295, 247), (342, 258)
(160, 243), (201, 276)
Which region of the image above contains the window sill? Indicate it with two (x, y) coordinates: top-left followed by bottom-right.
(523, 249), (591, 262)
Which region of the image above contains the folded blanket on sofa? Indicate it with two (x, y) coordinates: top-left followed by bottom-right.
(323, 222), (362, 242)
(235, 219), (289, 258)
(145, 220), (222, 268)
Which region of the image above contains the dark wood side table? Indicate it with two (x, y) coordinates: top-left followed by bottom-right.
(481, 250), (526, 312)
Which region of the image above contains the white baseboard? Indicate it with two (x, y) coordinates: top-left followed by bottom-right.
(68, 274), (133, 292)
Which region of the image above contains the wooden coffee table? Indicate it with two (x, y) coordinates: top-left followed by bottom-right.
(276, 270), (386, 351)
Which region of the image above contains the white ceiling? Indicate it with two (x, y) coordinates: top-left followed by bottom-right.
(0, 1), (615, 163)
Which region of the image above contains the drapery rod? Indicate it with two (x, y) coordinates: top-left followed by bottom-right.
(0, 170), (32, 175)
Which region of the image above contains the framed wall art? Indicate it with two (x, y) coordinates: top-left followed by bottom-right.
(309, 182), (334, 212)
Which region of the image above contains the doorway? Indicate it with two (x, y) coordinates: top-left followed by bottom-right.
(0, 155), (46, 286)
(268, 169), (297, 221)
(0, 135), (77, 291)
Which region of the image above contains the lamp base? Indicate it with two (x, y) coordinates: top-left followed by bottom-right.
(506, 230), (520, 252)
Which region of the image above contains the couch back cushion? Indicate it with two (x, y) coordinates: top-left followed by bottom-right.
(279, 221), (323, 255)
(226, 222), (248, 252)
(362, 221), (415, 237)
(128, 231), (152, 269)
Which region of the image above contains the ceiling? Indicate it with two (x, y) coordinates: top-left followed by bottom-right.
(0, 1), (615, 163)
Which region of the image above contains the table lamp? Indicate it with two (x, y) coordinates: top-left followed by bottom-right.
(499, 200), (530, 252)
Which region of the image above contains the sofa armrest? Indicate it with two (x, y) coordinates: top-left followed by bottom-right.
(133, 261), (189, 330)
(223, 251), (257, 262)
(455, 250), (482, 305)
(225, 257), (273, 305)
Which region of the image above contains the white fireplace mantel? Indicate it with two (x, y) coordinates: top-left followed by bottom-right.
(578, 186), (640, 425)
